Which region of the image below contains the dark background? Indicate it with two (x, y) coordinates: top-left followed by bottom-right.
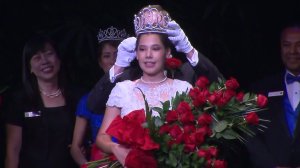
(1, 0), (300, 166)
(2, 0), (300, 89)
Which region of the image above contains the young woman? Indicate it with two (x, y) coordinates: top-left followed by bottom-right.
(5, 34), (83, 168)
(96, 5), (192, 166)
(70, 26), (128, 166)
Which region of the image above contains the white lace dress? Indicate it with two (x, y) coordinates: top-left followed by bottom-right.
(106, 79), (192, 118)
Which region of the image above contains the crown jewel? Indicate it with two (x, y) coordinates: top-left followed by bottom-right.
(97, 26), (129, 43)
(134, 5), (171, 36)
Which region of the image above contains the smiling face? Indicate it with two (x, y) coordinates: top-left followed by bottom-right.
(136, 33), (171, 77)
(30, 43), (61, 82)
(98, 43), (117, 73)
(281, 27), (300, 75)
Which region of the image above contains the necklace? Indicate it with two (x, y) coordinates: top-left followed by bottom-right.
(40, 88), (62, 98)
(140, 76), (168, 84)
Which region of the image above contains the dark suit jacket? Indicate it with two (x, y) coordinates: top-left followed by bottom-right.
(86, 51), (223, 115)
(246, 72), (300, 168)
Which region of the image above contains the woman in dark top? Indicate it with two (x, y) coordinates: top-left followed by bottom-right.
(5, 33), (82, 168)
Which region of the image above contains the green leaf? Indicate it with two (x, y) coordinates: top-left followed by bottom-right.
(163, 100), (171, 111)
(238, 126), (256, 137)
(161, 143), (169, 153)
(209, 82), (217, 92)
(171, 92), (181, 109)
(152, 107), (163, 114)
(154, 117), (163, 127)
(243, 93), (250, 102)
(222, 129), (239, 140)
(215, 132), (222, 139)
(214, 120), (228, 132)
(168, 152), (178, 167)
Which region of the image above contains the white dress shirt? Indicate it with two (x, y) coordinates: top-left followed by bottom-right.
(285, 71), (300, 110)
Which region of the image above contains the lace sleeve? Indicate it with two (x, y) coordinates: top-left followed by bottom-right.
(106, 82), (124, 108)
(106, 80), (135, 109)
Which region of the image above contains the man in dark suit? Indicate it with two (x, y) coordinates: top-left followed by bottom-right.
(247, 24), (300, 168)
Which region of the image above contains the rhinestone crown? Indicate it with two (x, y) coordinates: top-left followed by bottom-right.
(134, 5), (171, 36)
(97, 26), (129, 43)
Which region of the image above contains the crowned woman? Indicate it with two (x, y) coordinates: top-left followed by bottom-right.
(96, 5), (193, 167)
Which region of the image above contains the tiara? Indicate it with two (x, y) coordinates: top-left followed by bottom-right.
(97, 26), (129, 43)
(134, 5), (171, 35)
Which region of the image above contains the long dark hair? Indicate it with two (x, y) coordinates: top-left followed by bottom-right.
(22, 33), (66, 108)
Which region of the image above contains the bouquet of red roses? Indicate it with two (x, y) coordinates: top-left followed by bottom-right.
(86, 76), (268, 168)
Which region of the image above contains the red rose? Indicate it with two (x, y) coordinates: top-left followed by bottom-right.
(159, 124), (170, 134)
(197, 149), (208, 159)
(183, 124), (196, 134)
(208, 146), (218, 157)
(236, 91), (244, 102)
(256, 94), (268, 108)
(106, 109), (159, 151)
(169, 125), (183, 139)
(199, 126), (212, 137)
(139, 131), (159, 150)
(179, 110), (195, 125)
(194, 127), (210, 145)
(193, 90), (209, 107)
(197, 113), (213, 126)
(214, 160), (228, 168)
(174, 133), (184, 145)
(225, 77), (239, 90)
(245, 112), (259, 125)
(183, 133), (197, 152)
(165, 57), (182, 69)
(195, 76), (210, 89)
(208, 91), (222, 105)
(197, 146), (218, 161)
(140, 133), (160, 150)
(197, 148), (212, 160)
(189, 87), (200, 100)
(176, 102), (191, 114)
(215, 97), (228, 107)
(81, 163), (88, 168)
(126, 124), (159, 150)
(223, 89), (236, 102)
(125, 149), (157, 168)
(206, 159), (213, 167)
(166, 110), (178, 123)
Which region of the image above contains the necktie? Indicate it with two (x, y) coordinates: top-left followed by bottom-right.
(286, 73), (300, 84)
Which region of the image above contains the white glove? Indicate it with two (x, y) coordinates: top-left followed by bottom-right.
(166, 20), (193, 54)
(115, 37), (137, 67)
